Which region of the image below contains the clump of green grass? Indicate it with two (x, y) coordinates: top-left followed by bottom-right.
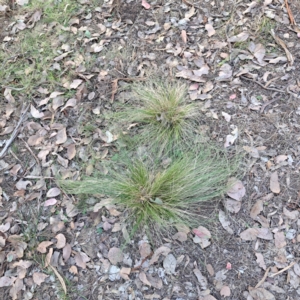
(111, 81), (199, 154)
(59, 145), (238, 233)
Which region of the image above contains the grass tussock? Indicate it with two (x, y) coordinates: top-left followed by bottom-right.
(112, 81), (199, 154)
(59, 145), (238, 232)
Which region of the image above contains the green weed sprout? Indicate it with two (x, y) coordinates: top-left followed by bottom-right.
(59, 146), (237, 233)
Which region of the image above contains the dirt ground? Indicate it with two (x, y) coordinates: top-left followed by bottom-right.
(1, 0), (300, 299)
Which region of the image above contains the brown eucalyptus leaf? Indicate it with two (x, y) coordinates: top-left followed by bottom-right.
(32, 272), (49, 285)
(255, 252), (266, 270)
(74, 252), (86, 269)
(250, 200), (263, 219)
(249, 287), (275, 300)
(56, 128), (67, 145)
(63, 244), (72, 262)
(46, 187), (60, 198)
(139, 271), (151, 286)
(149, 246), (171, 265)
(30, 105), (44, 119)
(205, 23), (215, 37)
(55, 233), (66, 249)
(274, 231), (286, 249)
(227, 178), (245, 201)
(139, 242), (152, 259)
(37, 241), (53, 253)
(107, 247), (123, 265)
(224, 199), (242, 213)
(240, 228), (259, 241)
(220, 285), (231, 297)
(270, 171), (280, 194)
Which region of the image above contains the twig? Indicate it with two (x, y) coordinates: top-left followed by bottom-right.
(240, 76), (285, 93)
(270, 29), (294, 66)
(255, 267), (270, 288)
(269, 261), (298, 278)
(284, 0), (295, 25)
(260, 99), (278, 113)
(22, 139), (41, 169)
(131, 252), (153, 272)
(0, 104), (30, 159)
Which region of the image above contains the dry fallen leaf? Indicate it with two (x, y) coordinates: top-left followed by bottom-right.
(250, 200), (263, 219)
(67, 144), (76, 160)
(256, 228), (273, 240)
(172, 231), (188, 242)
(139, 271), (151, 286)
(107, 247), (123, 265)
(149, 246), (171, 265)
(224, 126), (238, 147)
(227, 178), (245, 201)
(55, 233), (66, 249)
(240, 228), (259, 241)
(192, 226), (211, 248)
(193, 266), (208, 289)
(181, 30), (187, 44)
(274, 231), (286, 249)
(37, 241), (53, 253)
(228, 32), (249, 42)
(70, 79), (83, 89)
(74, 252), (86, 269)
(249, 287), (275, 300)
(120, 267), (131, 280)
(270, 171), (280, 194)
(205, 23), (215, 37)
(163, 254), (177, 275)
(206, 264), (215, 276)
(139, 242), (152, 259)
(220, 285), (231, 297)
(63, 244), (72, 262)
(224, 198), (242, 213)
(274, 155), (288, 164)
(46, 187), (60, 198)
(283, 207), (299, 220)
(32, 272), (49, 285)
(69, 266), (78, 275)
(44, 198), (57, 207)
(255, 252), (266, 270)
(56, 128), (67, 145)
(219, 210), (234, 234)
(141, 0), (151, 9)
(30, 105), (44, 119)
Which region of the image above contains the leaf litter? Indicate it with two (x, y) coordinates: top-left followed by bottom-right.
(0, 0), (300, 298)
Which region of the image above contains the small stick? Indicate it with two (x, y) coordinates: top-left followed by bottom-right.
(22, 139), (41, 169)
(284, 0), (295, 25)
(260, 99), (278, 113)
(269, 261), (297, 278)
(0, 104), (29, 159)
(240, 76), (285, 93)
(255, 267), (270, 288)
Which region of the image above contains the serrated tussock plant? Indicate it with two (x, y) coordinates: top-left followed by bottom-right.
(59, 145), (238, 233)
(111, 80), (199, 155)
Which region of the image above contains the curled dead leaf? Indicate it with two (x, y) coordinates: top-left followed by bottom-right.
(37, 241), (53, 253)
(55, 233), (66, 249)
